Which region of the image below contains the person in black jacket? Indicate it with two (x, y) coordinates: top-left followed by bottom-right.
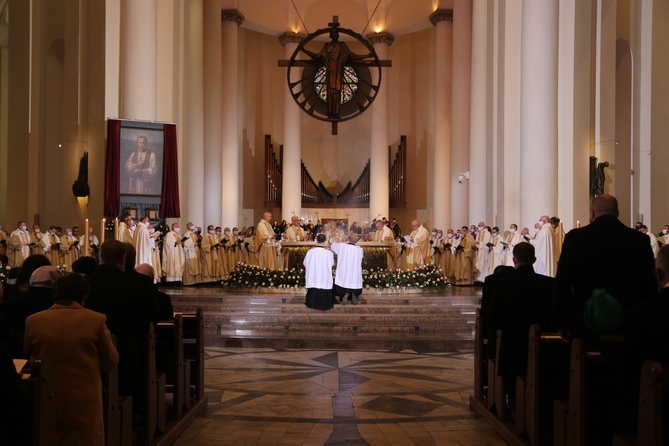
(492, 242), (554, 404)
(85, 239), (150, 406)
(553, 194), (657, 340)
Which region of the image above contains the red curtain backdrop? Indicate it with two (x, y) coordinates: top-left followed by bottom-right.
(104, 119), (121, 216)
(161, 124), (180, 218)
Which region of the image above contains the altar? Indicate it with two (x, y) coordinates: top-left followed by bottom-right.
(281, 241), (395, 270)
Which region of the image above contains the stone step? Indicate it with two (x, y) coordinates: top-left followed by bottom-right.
(165, 284), (481, 351)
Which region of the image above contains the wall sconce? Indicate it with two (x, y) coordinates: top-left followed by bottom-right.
(457, 171), (470, 184)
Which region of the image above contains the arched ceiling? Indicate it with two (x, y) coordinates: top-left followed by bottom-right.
(236, 0), (452, 38)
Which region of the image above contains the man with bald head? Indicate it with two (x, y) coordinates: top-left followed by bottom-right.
(554, 194), (657, 339)
(256, 212), (278, 270)
(405, 219), (430, 270)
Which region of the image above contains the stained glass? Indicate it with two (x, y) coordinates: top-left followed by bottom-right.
(314, 66), (359, 104)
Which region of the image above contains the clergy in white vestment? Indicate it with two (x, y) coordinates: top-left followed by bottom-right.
(474, 222), (492, 282)
(117, 215), (134, 244)
(148, 224), (162, 282)
(331, 233), (364, 305)
(303, 234), (334, 310)
(133, 216), (153, 268)
(324, 222), (346, 244)
(59, 228), (80, 272)
(45, 226), (61, 266)
(162, 223), (184, 282)
(405, 220), (430, 270)
(282, 216), (307, 269)
(502, 224), (523, 267)
(533, 215), (556, 277)
(489, 227), (505, 272)
(659, 225), (669, 247)
(7, 221), (31, 268)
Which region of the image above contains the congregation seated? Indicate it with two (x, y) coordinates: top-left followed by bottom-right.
(86, 240), (151, 408)
(71, 256), (98, 275)
(2, 266), (60, 358)
(136, 263), (174, 321)
(3, 254), (51, 301)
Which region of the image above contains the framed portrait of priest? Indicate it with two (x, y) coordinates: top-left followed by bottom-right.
(119, 123), (165, 196)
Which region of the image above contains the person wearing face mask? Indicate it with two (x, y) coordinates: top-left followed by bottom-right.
(161, 223), (184, 283)
(147, 224), (162, 282)
(502, 224), (523, 267)
(116, 214), (134, 244)
(532, 215), (556, 277)
(230, 227), (243, 266)
(182, 223), (202, 285)
(489, 227), (506, 272)
(7, 221), (31, 268)
(133, 216), (153, 270)
(29, 225), (49, 256)
(442, 229), (456, 281)
(81, 226), (100, 258)
(658, 225), (669, 247)
(200, 225), (221, 282)
(44, 226), (61, 266)
(473, 222), (492, 283)
(430, 228), (443, 268)
(404, 220), (430, 271)
(455, 226), (476, 285)
(59, 227), (80, 272)
(241, 227), (258, 266)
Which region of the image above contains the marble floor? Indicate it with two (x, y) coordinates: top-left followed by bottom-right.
(174, 347), (506, 445)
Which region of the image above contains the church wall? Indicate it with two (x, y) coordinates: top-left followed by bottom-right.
(650, 0), (669, 229)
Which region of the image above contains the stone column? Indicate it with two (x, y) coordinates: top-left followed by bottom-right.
(220, 10), (243, 227)
(279, 33), (304, 222)
(430, 11), (452, 230)
(450, 1), (472, 229)
(187, 0), (205, 226)
(367, 32), (394, 221)
(121, 0), (156, 120)
(468, 0), (487, 223)
(520, 0), (558, 225)
(202, 0), (222, 226)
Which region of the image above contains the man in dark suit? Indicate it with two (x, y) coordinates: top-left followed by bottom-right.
(553, 194), (657, 340)
(481, 264), (514, 360)
(622, 244), (669, 437)
(86, 239), (151, 405)
(492, 243), (555, 394)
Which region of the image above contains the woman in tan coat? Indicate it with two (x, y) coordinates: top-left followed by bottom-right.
(24, 273), (119, 445)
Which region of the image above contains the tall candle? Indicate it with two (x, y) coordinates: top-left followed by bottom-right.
(84, 219), (90, 257)
(100, 218), (106, 244)
(576, 220), (581, 228)
(114, 218), (119, 240)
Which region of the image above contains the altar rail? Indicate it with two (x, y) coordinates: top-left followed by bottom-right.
(264, 134), (407, 208)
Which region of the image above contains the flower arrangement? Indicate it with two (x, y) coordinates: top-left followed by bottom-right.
(225, 262), (305, 289)
(0, 263), (9, 283)
(224, 262), (447, 290)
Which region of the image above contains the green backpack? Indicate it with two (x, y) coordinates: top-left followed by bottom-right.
(583, 288), (624, 336)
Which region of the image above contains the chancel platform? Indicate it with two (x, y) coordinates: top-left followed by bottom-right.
(164, 284), (481, 352)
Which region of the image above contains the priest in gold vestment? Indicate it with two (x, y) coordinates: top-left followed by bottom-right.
(372, 220), (396, 269)
(282, 217), (307, 269)
(201, 225), (221, 283)
(46, 226), (61, 266)
(182, 223), (201, 285)
(256, 212), (278, 270)
(59, 228), (80, 272)
(404, 220), (430, 270)
(7, 221), (31, 268)
(30, 225), (49, 256)
(454, 227), (476, 285)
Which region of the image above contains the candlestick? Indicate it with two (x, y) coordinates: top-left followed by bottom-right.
(114, 218), (119, 240)
(576, 220), (581, 228)
(100, 218), (106, 244)
(84, 219), (90, 257)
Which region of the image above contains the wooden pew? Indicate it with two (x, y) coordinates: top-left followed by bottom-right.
(182, 309), (205, 403)
(474, 308), (485, 400)
(27, 358), (55, 446)
(613, 361), (664, 446)
(155, 315), (186, 420)
(103, 336), (133, 446)
(144, 323), (167, 446)
(516, 325), (570, 446)
(553, 338), (618, 446)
